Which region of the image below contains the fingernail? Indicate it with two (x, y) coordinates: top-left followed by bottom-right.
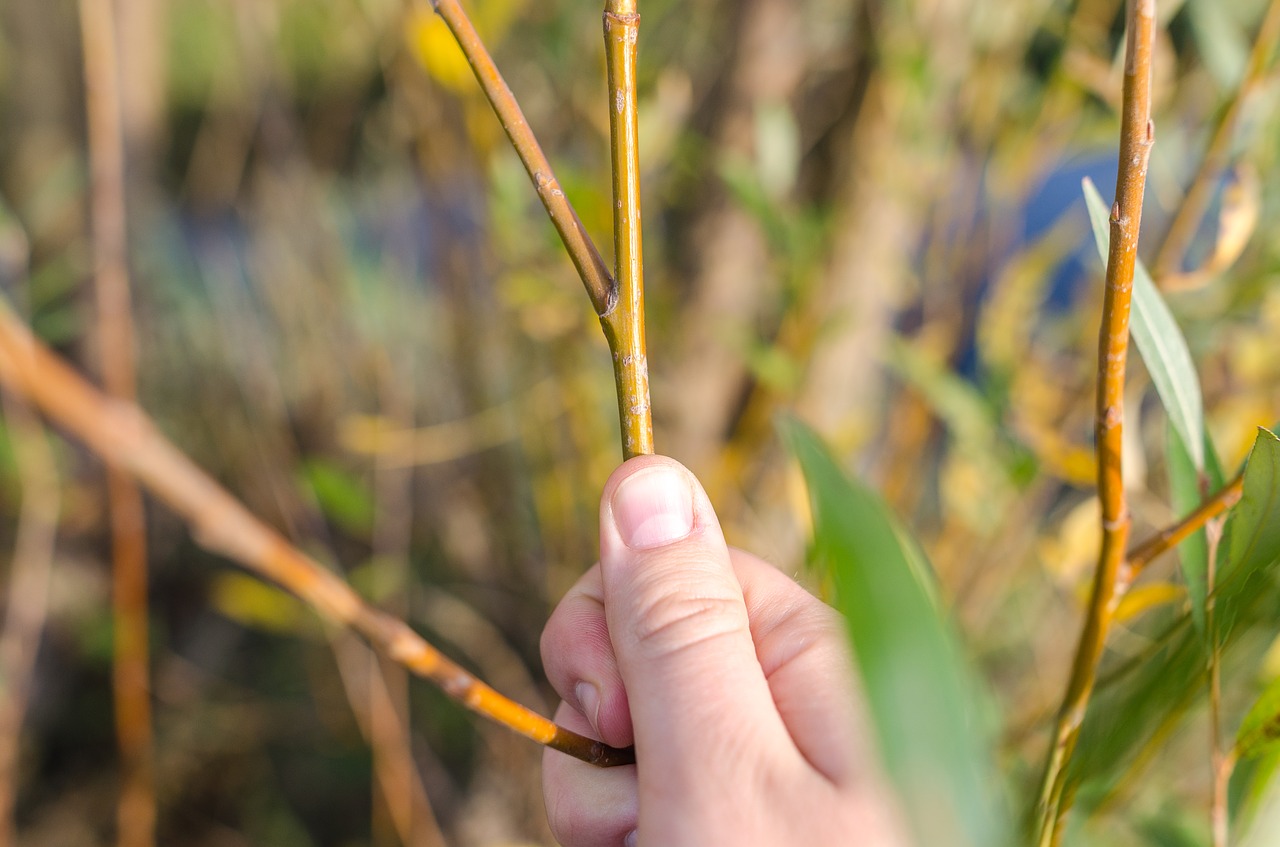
(611, 466), (694, 549)
(575, 681), (601, 737)
(624, 829), (638, 847)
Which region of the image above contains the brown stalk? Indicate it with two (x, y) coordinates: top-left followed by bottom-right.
(78, 0), (155, 843)
(1152, 0), (1280, 280)
(0, 394), (59, 847)
(602, 0), (654, 459)
(0, 303), (635, 769)
(1033, 2), (1156, 843)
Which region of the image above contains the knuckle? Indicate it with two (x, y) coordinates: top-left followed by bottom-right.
(629, 584), (747, 658)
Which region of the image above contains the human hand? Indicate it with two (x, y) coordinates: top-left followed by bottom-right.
(540, 455), (908, 846)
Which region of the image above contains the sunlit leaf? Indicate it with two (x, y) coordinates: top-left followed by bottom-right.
(783, 420), (1007, 847)
(1114, 582), (1185, 624)
(211, 571), (305, 634)
(1082, 178), (1205, 472)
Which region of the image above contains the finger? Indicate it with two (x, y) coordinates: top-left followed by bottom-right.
(540, 564), (634, 747)
(542, 701), (638, 847)
(598, 455), (793, 782)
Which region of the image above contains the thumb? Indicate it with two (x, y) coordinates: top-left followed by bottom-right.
(598, 456), (791, 780)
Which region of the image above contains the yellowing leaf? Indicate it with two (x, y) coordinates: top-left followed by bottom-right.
(211, 572), (305, 633)
(407, 11), (476, 93)
(1114, 582), (1185, 624)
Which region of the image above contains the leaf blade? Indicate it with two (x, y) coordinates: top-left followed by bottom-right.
(782, 419), (1007, 847)
(1082, 177), (1206, 471)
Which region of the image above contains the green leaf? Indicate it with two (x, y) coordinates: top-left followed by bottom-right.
(1166, 426), (1211, 636)
(782, 419), (1007, 847)
(1217, 428), (1280, 634)
(299, 459), (375, 538)
(1081, 178), (1205, 472)
(1237, 677), (1280, 761)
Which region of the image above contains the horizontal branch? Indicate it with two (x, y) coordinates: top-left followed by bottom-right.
(0, 302), (634, 769)
(1123, 472), (1245, 580)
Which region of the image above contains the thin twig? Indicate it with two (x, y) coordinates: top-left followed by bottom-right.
(602, 0), (654, 459)
(1121, 472), (1244, 583)
(78, 0), (155, 843)
(1152, 0), (1280, 280)
(425, 0), (614, 314)
(1034, 3), (1156, 843)
(0, 395), (59, 847)
(0, 303), (635, 769)
(1205, 517), (1227, 847)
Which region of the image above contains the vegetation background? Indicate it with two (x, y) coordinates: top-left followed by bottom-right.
(0, 0), (1278, 844)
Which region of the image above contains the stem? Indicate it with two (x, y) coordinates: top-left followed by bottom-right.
(0, 395), (59, 847)
(602, 0), (654, 459)
(78, 0), (155, 843)
(1122, 472), (1245, 581)
(1206, 517), (1227, 847)
(1034, 3), (1156, 842)
(0, 303), (635, 769)
(430, 0), (615, 315)
(1152, 0), (1280, 280)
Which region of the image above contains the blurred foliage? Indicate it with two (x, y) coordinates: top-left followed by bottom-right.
(0, 0), (1279, 844)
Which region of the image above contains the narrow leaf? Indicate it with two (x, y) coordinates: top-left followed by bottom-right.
(1237, 677), (1280, 761)
(1217, 428), (1280, 627)
(1082, 177), (1205, 471)
(1167, 425), (1209, 636)
(783, 420), (1007, 847)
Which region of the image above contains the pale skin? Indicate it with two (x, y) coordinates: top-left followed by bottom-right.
(540, 455), (910, 847)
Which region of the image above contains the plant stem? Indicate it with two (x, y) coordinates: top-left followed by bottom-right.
(1122, 472), (1244, 582)
(1034, 3), (1156, 843)
(602, 0), (654, 459)
(0, 303), (636, 770)
(1205, 517), (1227, 847)
(0, 394), (59, 847)
(1152, 0), (1280, 280)
(429, 0), (615, 315)
(78, 1), (155, 843)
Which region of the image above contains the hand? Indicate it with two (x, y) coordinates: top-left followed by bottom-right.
(540, 455), (908, 847)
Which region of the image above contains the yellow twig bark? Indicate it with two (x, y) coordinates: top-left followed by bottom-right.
(427, 0), (654, 459)
(602, 0), (653, 459)
(0, 303), (635, 769)
(1034, 2), (1156, 843)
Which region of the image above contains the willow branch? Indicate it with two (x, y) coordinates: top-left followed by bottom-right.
(427, 0), (654, 459)
(1034, 2), (1156, 843)
(0, 303), (634, 769)
(1122, 471), (1245, 582)
(1152, 0), (1280, 280)
(78, 0), (155, 843)
(427, 0), (614, 314)
(602, 0), (653, 459)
